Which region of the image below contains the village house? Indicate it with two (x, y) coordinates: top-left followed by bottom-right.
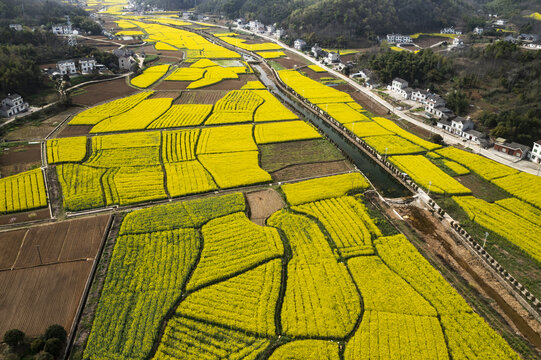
(526, 42), (541, 50)
(311, 44), (325, 58)
(425, 94), (452, 118)
(462, 129), (490, 147)
(79, 57), (97, 74)
(0, 94), (29, 118)
(327, 51), (340, 63)
(530, 141), (541, 163)
(351, 69), (373, 81)
(390, 78), (412, 99)
(411, 89), (431, 104)
(494, 140), (530, 159)
(453, 37), (464, 47)
(274, 29), (286, 39)
(473, 27), (484, 35)
(118, 54), (136, 70)
(294, 39), (307, 51)
(386, 34), (413, 44)
(436, 117), (470, 135)
(9, 24), (23, 31)
(52, 24), (72, 35)
(441, 27), (462, 35)
(519, 34), (540, 42)
(494, 19), (507, 26)
(265, 25), (276, 36)
(57, 60), (77, 75)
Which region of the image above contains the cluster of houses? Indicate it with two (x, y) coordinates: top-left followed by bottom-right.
(54, 57), (104, 76)
(235, 19), (286, 39)
(503, 33), (541, 50)
(388, 77), (540, 161)
(389, 77), (490, 146)
(0, 94), (29, 118)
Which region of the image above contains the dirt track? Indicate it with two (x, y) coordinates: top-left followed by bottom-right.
(372, 195), (541, 351)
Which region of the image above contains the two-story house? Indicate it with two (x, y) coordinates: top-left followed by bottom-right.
(57, 60), (77, 75)
(0, 94), (29, 117)
(425, 94), (451, 118)
(450, 117), (474, 136)
(411, 89), (431, 104)
(390, 78), (412, 99)
(473, 27), (484, 35)
(386, 34), (413, 44)
(79, 57), (97, 74)
(529, 140), (541, 163)
(52, 24), (72, 35)
(294, 39), (307, 51)
(119, 54), (136, 70)
(441, 27), (462, 35)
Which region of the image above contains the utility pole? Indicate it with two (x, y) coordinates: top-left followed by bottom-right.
(427, 180), (432, 196)
(483, 231), (489, 248)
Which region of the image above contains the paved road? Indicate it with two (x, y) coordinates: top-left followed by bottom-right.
(241, 29), (541, 176)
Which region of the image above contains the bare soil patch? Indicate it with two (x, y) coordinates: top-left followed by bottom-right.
(260, 138), (346, 172)
(3, 108), (78, 142)
(149, 90), (181, 99)
(137, 45), (184, 58)
(274, 56), (305, 70)
(0, 208), (50, 226)
(11, 215), (110, 268)
(245, 189), (285, 226)
(0, 215), (111, 337)
(271, 160), (353, 182)
(154, 80), (189, 91)
(0, 229), (26, 269)
(414, 36), (449, 48)
(335, 84), (390, 116)
(177, 90), (228, 104)
(57, 125), (93, 138)
(0, 144), (41, 177)
(0, 260), (92, 337)
(72, 78), (137, 106)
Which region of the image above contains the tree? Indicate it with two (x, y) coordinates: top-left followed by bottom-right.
(429, 134), (444, 145)
(31, 338), (45, 354)
(35, 351), (54, 360)
(445, 90), (469, 116)
(43, 338), (63, 357)
(3, 329), (25, 349)
(44, 325), (67, 344)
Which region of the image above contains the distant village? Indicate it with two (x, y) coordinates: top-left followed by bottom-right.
(3, 8), (540, 166)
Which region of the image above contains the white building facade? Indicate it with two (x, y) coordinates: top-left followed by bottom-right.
(79, 57), (97, 73)
(386, 34), (412, 44)
(530, 141), (541, 163)
(0, 94), (29, 117)
(57, 60), (77, 75)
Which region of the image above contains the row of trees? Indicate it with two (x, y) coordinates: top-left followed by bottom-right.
(3, 325), (67, 360)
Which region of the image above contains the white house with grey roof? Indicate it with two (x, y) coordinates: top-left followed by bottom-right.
(57, 60), (77, 75)
(0, 94), (29, 117)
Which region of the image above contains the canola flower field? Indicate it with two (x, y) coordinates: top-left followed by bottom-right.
(4, 10), (534, 359)
(82, 174), (520, 360)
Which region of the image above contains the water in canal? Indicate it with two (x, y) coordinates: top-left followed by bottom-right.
(255, 65), (410, 198)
